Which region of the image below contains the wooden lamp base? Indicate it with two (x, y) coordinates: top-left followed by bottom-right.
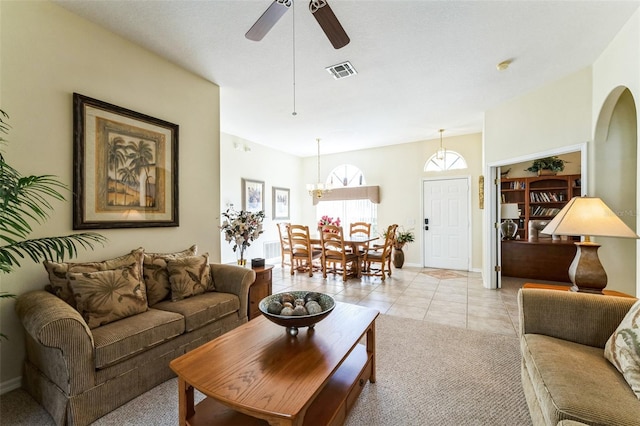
(568, 242), (607, 294)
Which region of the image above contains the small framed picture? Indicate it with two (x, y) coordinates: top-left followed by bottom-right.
(242, 178), (265, 212)
(272, 187), (290, 220)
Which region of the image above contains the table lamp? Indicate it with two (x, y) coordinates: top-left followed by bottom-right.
(541, 196), (639, 293)
(500, 203), (520, 240)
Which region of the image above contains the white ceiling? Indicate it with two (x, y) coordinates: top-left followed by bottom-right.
(54, 0), (639, 157)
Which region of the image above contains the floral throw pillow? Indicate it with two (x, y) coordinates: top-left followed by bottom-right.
(167, 254), (214, 302)
(44, 248), (144, 310)
(68, 264), (148, 329)
(605, 299), (640, 399)
(143, 245), (197, 306)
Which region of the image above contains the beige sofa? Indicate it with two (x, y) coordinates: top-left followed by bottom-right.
(15, 262), (255, 426)
(518, 288), (640, 426)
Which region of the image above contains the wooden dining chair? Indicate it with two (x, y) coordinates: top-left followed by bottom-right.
(349, 222), (371, 239)
(321, 224), (360, 282)
(287, 224), (321, 277)
(363, 224), (397, 280)
(276, 222), (291, 269)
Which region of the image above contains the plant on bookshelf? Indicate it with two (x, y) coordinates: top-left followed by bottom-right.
(525, 156), (565, 175)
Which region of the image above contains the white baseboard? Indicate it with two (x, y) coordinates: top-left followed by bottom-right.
(0, 376), (21, 395)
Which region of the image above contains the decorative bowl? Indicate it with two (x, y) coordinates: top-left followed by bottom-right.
(259, 291), (336, 336)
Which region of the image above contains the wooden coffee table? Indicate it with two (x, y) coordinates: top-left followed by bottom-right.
(170, 302), (379, 426)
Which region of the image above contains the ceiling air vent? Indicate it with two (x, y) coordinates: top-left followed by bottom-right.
(325, 61), (357, 80)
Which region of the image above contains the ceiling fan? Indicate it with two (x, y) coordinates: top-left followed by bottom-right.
(245, 0), (350, 49)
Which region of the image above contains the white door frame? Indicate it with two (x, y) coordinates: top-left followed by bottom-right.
(483, 143), (588, 289)
(422, 175), (472, 270)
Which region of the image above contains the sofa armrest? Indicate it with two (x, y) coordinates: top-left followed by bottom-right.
(518, 288), (637, 348)
(210, 264), (256, 322)
(15, 290), (96, 395)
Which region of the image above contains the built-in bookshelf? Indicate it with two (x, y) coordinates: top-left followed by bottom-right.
(500, 174), (581, 240)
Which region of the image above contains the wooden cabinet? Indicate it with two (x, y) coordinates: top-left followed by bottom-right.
(501, 240), (576, 282)
(248, 265), (273, 320)
(501, 174), (581, 240)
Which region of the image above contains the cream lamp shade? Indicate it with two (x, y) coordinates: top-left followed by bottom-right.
(499, 203), (520, 240)
(541, 197), (638, 239)
(541, 196), (639, 293)
(500, 203), (520, 220)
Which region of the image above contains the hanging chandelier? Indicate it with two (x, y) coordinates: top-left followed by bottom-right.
(435, 128), (446, 160)
(307, 138), (331, 198)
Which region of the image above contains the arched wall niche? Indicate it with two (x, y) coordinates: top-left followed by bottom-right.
(593, 86), (638, 296)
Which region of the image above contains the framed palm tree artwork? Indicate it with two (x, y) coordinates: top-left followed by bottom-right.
(73, 93), (179, 229)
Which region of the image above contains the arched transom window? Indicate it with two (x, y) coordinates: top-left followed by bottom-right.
(327, 164), (366, 187)
(317, 164), (377, 235)
(424, 150), (468, 172)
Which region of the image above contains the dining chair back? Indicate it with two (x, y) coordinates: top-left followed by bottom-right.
(348, 222), (372, 255)
(349, 222), (372, 238)
(321, 224), (360, 281)
(363, 224), (398, 281)
(276, 222), (291, 268)
(287, 224), (321, 277)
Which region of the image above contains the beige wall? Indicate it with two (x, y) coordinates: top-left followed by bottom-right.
(592, 9), (640, 296)
(218, 133), (483, 271)
(0, 1), (221, 387)
(219, 133), (302, 263)
(485, 9), (640, 295)
(299, 133), (484, 270)
(485, 68), (593, 165)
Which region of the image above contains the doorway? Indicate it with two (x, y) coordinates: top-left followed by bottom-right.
(485, 144), (587, 289)
(422, 177), (470, 270)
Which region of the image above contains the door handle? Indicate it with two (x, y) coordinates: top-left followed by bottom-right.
(424, 226), (429, 231)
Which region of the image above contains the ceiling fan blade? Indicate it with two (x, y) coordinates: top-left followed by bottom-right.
(245, 0), (292, 41)
(309, 0), (350, 49)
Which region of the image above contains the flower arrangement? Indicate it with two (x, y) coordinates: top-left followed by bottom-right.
(317, 215), (341, 232)
(220, 208), (265, 265)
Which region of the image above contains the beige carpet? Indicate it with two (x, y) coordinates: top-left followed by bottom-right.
(0, 314), (531, 425)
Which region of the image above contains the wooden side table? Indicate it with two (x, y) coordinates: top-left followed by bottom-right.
(522, 283), (636, 298)
(248, 265), (273, 320)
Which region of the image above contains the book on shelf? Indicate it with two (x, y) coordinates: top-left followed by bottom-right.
(530, 206), (562, 217)
(530, 191), (566, 202)
(507, 180), (526, 190)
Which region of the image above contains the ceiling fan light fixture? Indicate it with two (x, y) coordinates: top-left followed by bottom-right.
(326, 61), (357, 80)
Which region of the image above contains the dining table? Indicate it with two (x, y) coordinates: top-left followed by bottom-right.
(310, 234), (379, 278)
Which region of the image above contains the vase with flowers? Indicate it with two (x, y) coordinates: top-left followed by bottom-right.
(220, 208), (265, 266)
(317, 215), (341, 233)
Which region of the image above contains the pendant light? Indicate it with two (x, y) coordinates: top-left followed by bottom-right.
(436, 129), (446, 160)
(306, 138), (331, 198)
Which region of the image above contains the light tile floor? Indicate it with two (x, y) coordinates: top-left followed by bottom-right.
(271, 264), (529, 337)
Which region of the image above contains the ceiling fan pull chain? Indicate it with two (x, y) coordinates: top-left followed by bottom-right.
(292, 0), (297, 116)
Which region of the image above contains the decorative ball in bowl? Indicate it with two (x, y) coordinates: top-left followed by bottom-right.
(259, 291), (335, 336)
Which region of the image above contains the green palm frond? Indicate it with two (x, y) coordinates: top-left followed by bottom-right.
(0, 233), (107, 273)
(0, 109), (107, 341)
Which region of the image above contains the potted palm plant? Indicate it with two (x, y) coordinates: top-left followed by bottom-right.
(0, 109), (106, 340)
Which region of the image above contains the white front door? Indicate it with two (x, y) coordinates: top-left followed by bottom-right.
(423, 178), (470, 270)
